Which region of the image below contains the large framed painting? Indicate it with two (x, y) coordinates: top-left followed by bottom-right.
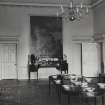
(30, 16), (63, 59)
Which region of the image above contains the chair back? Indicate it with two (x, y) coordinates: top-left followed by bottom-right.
(30, 54), (36, 64)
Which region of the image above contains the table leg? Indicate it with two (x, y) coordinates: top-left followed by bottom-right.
(37, 71), (38, 80)
(94, 97), (96, 105)
(68, 95), (70, 105)
(61, 70), (62, 74)
(102, 96), (104, 105)
(49, 77), (51, 95)
(58, 86), (61, 105)
(28, 71), (30, 80)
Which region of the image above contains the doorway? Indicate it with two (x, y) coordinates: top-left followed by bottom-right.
(0, 44), (17, 79)
(82, 42), (101, 77)
(72, 43), (81, 75)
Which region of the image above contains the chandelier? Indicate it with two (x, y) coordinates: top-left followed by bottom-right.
(57, 0), (90, 21)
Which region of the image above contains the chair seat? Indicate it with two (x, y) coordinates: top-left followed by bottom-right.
(29, 64), (38, 72)
(28, 64), (39, 80)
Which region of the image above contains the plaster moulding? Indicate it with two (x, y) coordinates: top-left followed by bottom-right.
(0, 2), (62, 8)
(92, 0), (104, 8)
(93, 33), (105, 42)
(92, 0), (105, 8)
(72, 35), (94, 42)
(0, 35), (18, 43)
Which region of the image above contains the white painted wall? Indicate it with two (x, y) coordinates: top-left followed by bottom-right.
(0, 5), (94, 79)
(93, 3), (105, 72)
(93, 3), (105, 34)
(63, 10), (94, 74)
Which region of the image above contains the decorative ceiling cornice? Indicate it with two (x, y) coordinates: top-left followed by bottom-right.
(0, 2), (60, 7)
(0, 1), (93, 8)
(0, 0), (104, 9)
(0, 0), (105, 8)
(91, 0), (104, 8)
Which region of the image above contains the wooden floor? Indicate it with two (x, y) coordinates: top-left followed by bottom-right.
(0, 79), (102, 105)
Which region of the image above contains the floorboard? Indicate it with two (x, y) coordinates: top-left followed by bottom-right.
(0, 80), (102, 105)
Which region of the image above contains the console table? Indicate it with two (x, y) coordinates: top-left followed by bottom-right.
(28, 59), (68, 80)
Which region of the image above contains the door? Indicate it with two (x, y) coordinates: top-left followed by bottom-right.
(72, 43), (81, 75)
(0, 44), (17, 79)
(82, 42), (101, 77)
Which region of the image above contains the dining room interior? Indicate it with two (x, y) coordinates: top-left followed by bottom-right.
(0, 0), (105, 105)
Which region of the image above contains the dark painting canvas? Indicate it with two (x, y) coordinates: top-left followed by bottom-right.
(30, 16), (63, 58)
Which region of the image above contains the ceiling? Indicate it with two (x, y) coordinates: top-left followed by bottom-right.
(0, 0), (103, 7)
(91, 0), (99, 4)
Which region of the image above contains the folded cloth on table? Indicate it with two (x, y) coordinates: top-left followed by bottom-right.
(54, 80), (61, 85)
(81, 82), (88, 88)
(52, 75), (57, 79)
(62, 85), (70, 91)
(97, 83), (105, 89)
(72, 81), (81, 86)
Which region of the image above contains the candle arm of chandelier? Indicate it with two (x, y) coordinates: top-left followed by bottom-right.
(60, 5), (64, 13)
(56, 0), (90, 21)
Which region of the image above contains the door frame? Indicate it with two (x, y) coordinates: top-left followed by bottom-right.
(72, 42), (82, 75)
(81, 42), (101, 77)
(0, 42), (18, 80)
